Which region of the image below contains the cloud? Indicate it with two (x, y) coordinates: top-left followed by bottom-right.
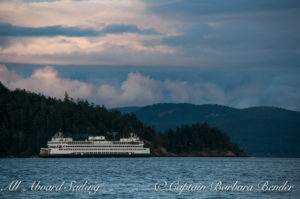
(96, 71), (300, 110)
(1, 65), (300, 110)
(0, 0), (169, 32)
(1, 65), (223, 107)
(156, 3), (300, 67)
(101, 24), (159, 35)
(0, 66), (166, 107)
(0, 0), (299, 67)
(0, 0), (177, 65)
(18, 0), (62, 2)
(0, 23), (159, 37)
(0, 65), (92, 99)
(147, 0), (300, 18)
(0, 35), (174, 65)
(96, 72), (229, 107)
(0, 23), (98, 37)
(144, 0), (300, 67)
(164, 80), (190, 102)
(97, 72), (163, 107)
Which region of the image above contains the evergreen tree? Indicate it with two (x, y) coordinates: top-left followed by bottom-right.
(0, 82), (243, 157)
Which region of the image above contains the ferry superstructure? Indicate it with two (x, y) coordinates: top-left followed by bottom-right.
(39, 132), (150, 157)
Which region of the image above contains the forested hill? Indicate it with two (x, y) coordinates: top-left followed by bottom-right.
(0, 82), (156, 157)
(0, 82), (244, 157)
(115, 103), (300, 157)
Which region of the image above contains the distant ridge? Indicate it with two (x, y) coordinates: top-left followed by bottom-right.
(111, 106), (141, 114)
(114, 103), (300, 157)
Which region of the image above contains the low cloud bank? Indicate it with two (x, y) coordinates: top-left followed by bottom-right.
(1, 65), (299, 111)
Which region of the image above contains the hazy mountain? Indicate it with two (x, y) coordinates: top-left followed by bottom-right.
(111, 106), (141, 114)
(115, 103), (300, 157)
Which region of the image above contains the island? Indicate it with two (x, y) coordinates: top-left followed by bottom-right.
(0, 82), (245, 158)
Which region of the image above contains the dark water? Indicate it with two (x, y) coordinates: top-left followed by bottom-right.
(0, 158), (299, 199)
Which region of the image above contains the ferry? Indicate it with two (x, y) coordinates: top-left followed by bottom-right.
(39, 132), (150, 157)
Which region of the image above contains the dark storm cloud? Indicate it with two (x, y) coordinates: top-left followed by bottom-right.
(3, 64), (300, 111)
(101, 24), (158, 35)
(0, 23), (98, 37)
(148, 0), (300, 49)
(148, 0), (300, 67)
(161, 21), (300, 49)
(147, 0), (300, 17)
(0, 23), (159, 37)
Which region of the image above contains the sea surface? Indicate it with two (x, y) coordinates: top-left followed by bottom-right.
(0, 157), (299, 199)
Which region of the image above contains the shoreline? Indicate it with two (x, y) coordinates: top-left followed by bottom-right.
(1, 156), (299, 158)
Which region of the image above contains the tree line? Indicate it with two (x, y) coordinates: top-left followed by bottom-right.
(0, 82), (243, 157)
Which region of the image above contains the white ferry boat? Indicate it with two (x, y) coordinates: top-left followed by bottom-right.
(39, 132), (150, 157)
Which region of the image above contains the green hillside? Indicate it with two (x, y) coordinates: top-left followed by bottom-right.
(116, 103), (300, 157)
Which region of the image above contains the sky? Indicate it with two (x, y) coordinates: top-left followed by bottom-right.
(0, 0), (299, 110)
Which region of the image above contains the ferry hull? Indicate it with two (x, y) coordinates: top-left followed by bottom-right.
(39, 153), (150, 158)
(40, 132), (151, 158)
